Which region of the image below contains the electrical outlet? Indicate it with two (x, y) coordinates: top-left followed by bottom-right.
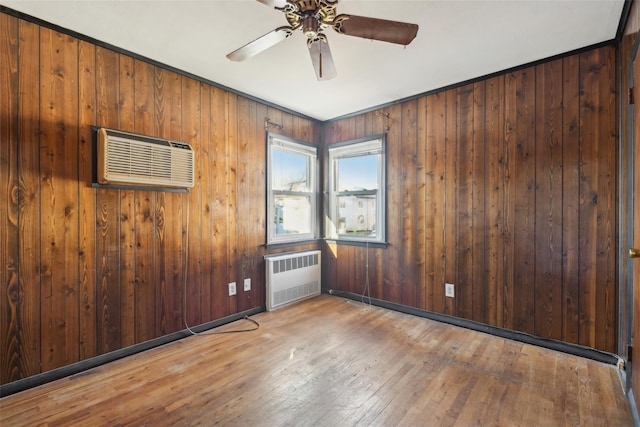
(244, 278), (251, 292)
(445, 283), (455, 298)
(228, 282), (237, 296)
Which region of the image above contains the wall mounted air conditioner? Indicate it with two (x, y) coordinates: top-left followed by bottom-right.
(96, 127), (194, 189)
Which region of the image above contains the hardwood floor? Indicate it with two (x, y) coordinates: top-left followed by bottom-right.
(0, 295), (632, 426)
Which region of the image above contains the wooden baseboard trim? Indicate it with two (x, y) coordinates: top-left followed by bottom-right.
(0, 306), (264, 398)
(326, 289), (621, 366)
(628, 389), (640, 427)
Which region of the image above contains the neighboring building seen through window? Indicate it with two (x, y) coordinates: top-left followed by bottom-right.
(267, 133), (317, 244)
(327, 136), (386, 243)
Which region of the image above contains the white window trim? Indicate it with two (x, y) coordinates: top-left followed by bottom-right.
(267, 133), (318, 245)
(326, 136), (386, 243)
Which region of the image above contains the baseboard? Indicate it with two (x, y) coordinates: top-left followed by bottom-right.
(628, 389), (640, 427)
(0, 306), (264, 398)
(324, 289), (621, 366)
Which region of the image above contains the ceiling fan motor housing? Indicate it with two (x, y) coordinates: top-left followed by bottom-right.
(303, 16), (319, 39)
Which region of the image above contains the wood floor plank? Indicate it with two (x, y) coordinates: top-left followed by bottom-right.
(0, 295), (632, 426)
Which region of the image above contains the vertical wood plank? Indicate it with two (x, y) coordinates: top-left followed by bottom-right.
(336, 237), (351, 292)
(16, 19), (42, 380)
(282, 111), (294, 139)
(429, 92), (446, 314)
(118, 54), (136, 348)
(154, 68), (169, 336)
(579, 50), (596, 348)
(502, 73), (516, 332)
(199, 83), (213, 323)
(1, 13), (22, 384)
(505, 69), (536, 334)
(77, 40), (97, 359)
(227, 93), (238, 315)
(598, 46), (617, 353)
(534, 59), (564, 341)
(456, 85), (474, 319)
(383, 105), (402, 303)
(167, 71), (185, 334)
(484, 76), (504, 327)
(472, 81), (487, 324)
(416, 96), (428, 310)
(39, 28), (80, 371)
(401, 99), (418, 307)
(95, 47), (121, 354)
(355, 113), (366, 139)
(133, 59), (156, 344)
(444, 89), (458, 316)
(211, 87), (229, 319)
(562, 54), (581, 346)
(235, 96), (251, 311)
(182, 76), (202, 327)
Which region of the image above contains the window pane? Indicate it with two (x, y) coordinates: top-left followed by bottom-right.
(337, 155), (378, 191)
(272, 149), (309, 191)
(273, 194), (312, 236)
(336, 194), (377, 236)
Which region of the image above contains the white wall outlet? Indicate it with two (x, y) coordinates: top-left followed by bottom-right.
(445, 283), (455, 298)
(243, 278), (251, 292)
(228, 282), (237, 296)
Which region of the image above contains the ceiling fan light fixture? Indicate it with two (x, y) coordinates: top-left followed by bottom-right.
(303, 16), (319, 39)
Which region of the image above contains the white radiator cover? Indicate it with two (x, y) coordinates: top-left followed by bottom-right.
(265, 250), (321, 311)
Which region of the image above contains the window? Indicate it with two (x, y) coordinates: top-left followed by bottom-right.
(267, 133), (317, 244)
(326, 136), (386, 243)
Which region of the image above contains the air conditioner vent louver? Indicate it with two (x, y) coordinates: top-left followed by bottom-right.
(97, 128), (194, 189)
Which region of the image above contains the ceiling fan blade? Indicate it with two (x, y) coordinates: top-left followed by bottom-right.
(227, 27), (294, 62)
(308, 37), (337, 81)
(256, 0), (289, 8)
(334, 15), (418, 45)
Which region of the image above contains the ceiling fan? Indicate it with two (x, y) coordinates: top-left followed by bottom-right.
(226, 0), (419, 81)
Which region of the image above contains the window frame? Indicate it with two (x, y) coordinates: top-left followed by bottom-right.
(266, 133), (318, 245)
(326, 135), (386, 244)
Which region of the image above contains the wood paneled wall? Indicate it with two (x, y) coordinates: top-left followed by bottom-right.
(322, 45), (618, 353)
(0, 10), (620, 386)
(621, 2), (639, 409)
(0, 13), (320, 385)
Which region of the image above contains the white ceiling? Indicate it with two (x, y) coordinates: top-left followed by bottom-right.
(2, 0), (625, 121)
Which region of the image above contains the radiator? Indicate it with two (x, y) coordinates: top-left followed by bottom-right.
(265, 250), (321, 311)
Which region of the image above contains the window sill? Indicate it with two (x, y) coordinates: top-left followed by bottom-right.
(264, 239), (322, 251)
(323, 239), (388, 249)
